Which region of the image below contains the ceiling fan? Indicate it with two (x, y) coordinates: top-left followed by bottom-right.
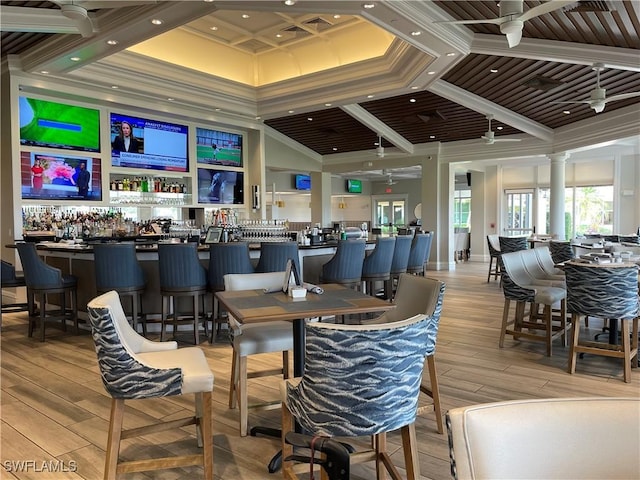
(552, 63), (640, 113)
(481, 115), (522, 145)
(382, 169), (397, 185)
(375, 135), (385, 158)
(437, 0), (577, 48)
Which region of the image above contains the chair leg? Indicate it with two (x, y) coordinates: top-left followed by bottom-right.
(568, 313), (581, 374)
(283, 350), (291, 379)
(499, 298), (511, 347)
(487, 256), (494, 282)
(198, 391), (214, 479)
(228, 350), (238, 409)
(374, 433), (387, 480)
(281, 403), (295, 477)
(39, 292), (46, 342)
(238, 355), (249, 436)
(160, 295), (168, 342)
(104, 398), (125, 480)
(400, 423), (420, 480)
(193, 294), (200, 345)
(631, 318), (639, 369)
(544, 304), (553, 356)
(421, 355), (443, 434)
(621, 319), (631, 383)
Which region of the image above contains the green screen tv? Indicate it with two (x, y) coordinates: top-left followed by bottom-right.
(19, 97), (100, 153)
(346, 178), (362, 193)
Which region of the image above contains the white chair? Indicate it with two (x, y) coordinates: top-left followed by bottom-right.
(224, 271), (293, 436)
(86, 291), (214, 479)
(447, 397), (640, 480)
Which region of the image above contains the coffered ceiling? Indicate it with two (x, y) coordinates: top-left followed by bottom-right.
(1, 1), (639, 182)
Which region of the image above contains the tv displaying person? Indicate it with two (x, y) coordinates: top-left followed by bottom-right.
(75, 161), (90, 197)
(111, 120), (140, 153)
(208, 172), (223, 201)
(31, 158), (43, 192)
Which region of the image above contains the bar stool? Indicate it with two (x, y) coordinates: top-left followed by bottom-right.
(564, 261), (639, 382)
(208, 242), (255, 342)
(255, 241), (300, 277)
(16, 242), (78, 341)
(93, 243), (147, 335)
(158, 243), (208, 345)
(385, 235), (412, 300)
(320, 239), (366, 289)
(360, 236), (395, 296)
(407, 232), (433, 275)
(1, 260), (29, 314)
(486, 234), (501, 282)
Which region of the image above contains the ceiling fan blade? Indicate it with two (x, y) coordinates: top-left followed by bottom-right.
(519, 0), (577, 22)
(79, 1), (160, 8)
(437, 18), (503, 26)
(505, 29), (522, 48)
(494, 138), (522, 142)
(604, 91), (640, 103)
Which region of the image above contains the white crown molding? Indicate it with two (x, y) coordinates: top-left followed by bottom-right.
(472, 35), (640, 72)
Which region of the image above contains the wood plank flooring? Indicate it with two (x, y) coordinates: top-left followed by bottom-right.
(2, 261), (638, 479)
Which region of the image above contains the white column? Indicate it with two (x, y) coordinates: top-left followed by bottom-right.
(549, 152), (569, 240)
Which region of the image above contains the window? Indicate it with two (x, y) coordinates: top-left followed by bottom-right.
(505, 189), (533, 235)
(373, 196), (406, 235)
(454, 189), (471, 230)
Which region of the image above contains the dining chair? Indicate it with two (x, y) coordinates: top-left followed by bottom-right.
(158, 243), (209, 344)
(87, 290), (214, 480)
(223, 271), (293, 437)
(486, 235), (501, 282)
(564, 261), (639, 382)
(499, 250), (568, 356)
(93, 242), (147, 335)
(360, 236), (395, 296)
(369, 273), (446, 434)
(16, 242), (78, 341)
(548, 240), (575, 264)
(281, 312), (434, 480)
(208, 242), (255, 342)
(446, 397), (640, 480)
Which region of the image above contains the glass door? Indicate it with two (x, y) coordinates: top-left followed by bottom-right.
(373, 195), (407, 235)
(504, 189), (533, 236)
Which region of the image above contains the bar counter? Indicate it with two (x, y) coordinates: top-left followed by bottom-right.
(25, 239), (376, 315)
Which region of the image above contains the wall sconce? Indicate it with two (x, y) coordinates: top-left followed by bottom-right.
(338, 196), (346, 209)
(276, 195), (285, 207)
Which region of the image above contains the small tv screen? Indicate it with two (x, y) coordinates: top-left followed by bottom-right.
(346, 178), (362, 193)
(196, 127), (243, 167)
(197, 168), (244, 205)
(19, 97), (100, 152)
(20, 151), (102, 201)
(110, 112), (188, 172)
(294, 174), (311, 191)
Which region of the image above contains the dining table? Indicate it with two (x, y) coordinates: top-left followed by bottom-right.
(215, 283), (396, 472)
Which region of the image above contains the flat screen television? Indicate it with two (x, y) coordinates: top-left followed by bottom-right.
(196, 127), (243, 167)
(294, 174), (311, 191)
(20, 151), (102, 201)
(197, 168), (244, 205)
(19, 96), (100, 152)
(346, 178), (362, 193)
(110, 112), (188, 172)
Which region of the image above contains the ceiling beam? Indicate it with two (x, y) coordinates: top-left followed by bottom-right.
(472, 35), (640, 72)
(0, 6), (87, 35)
(340, 104), (414, 154)
(428, 79), (554, 143)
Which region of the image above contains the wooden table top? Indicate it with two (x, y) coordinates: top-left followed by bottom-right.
(215, 283), (395, 324)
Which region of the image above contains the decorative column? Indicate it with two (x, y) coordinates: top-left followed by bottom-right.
(549, 152), (569, 240)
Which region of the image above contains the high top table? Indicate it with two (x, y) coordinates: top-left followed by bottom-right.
(215, 283), (395, 472)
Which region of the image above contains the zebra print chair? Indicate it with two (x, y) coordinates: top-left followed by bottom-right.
(564, 262), (639, 383)
(87, 291), (214, 479)
(281, 312), (435, 479)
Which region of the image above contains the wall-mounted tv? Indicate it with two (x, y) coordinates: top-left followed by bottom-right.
(20, 151), (102, 201)
(346, 178), (362, 193)
(196, 127), (243, 167)
(110, 112), (188, 172)
(19, 97), (100, 152)
(294, 174), (311, 191)
(197, 168), (244, 205)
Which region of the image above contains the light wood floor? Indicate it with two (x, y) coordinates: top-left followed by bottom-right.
(2, 261), (639, 479)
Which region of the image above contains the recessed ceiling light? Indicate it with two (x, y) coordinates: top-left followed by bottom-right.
(409, 98), (416, 103)
(429, 135), (436, 139)
(563, 110), (571, 115)
(70, 56), (81, 61)
(307, 117), (313, 121)
(332, 147), (338, 151)
(367, 94), (374, 99)
(210, 26), (218, 31)
(204, 0), (214, 3)
(106, 39), (118, 45)
(496, 126), (503, 130)
(363, 3), (375, 9)
(333, 14), (341, 19)
(284, 0), (296, 5)
(255, 116), (261, 120)
(151, 18), (163, 25)
(410, 86), (418, 90)
(276, 33), (282, 38)
(427, 71), (436, 75)
(167, 97), (174, 101)
(490, 68), (498, 73)
(446, 52), (456, 57)
(241, 14), (250, 19)
(215, 108), (221, 111)
(325, 103), (332, 107)
(411, 31), (421, 36)
(111, 85), (119, 89)
(40, 70), (49, 74)
(288, 110), (295, 113)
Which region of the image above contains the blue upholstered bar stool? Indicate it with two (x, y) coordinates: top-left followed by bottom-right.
(93, 243), (147, 335)
(407, 232), (433, 275)
(16, 242), (78, 341)
(1, 260), (29, 315)
(564, 261), (639, 383)
(208, 242), (255, 342)
(360, 236), (395, 296)
(255, 241), (301, 277)
(158, 243), (209, 345)
(384, 234), (412, 300)
(320, 239), (366, 289)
